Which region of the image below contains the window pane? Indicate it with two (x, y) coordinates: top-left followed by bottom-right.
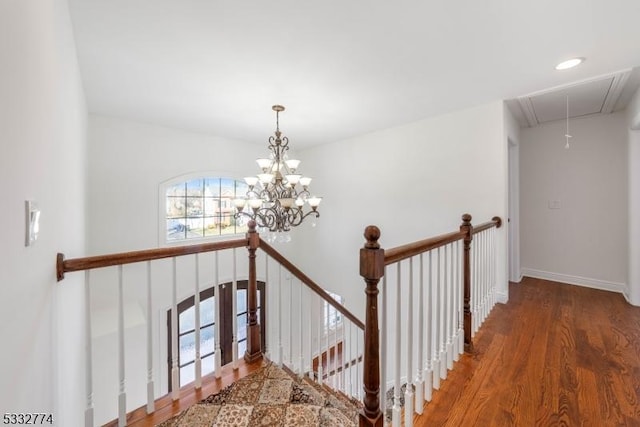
(203, 197), (221, 216)
(186, 179), (204, 197)
(237, 313), (247, 341)
(180, 364), (194, 387)
(186, 197), (203, 217)
(220, 215), (237, 235)
(235, 181), (248, 196)
(201, 324), (215, 355)
(166, 197), (186, 218)
(179, 306), (195, 334)
(220, 178), (235, 198)
(179, 331), (196, 364)
(202, 354), (214, 377)
(201, 297), (215, 325)
(203, 216), (221, 237)
(239, 340), (247, 357)
(205, 179), (221, 197)
(167, 219), (187, 240)
(237, 289), (247, 313)
(166, 183), (186, 197)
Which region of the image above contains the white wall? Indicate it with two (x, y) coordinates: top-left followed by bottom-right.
(520, 112), (628, 292)
(627, 87), (640, 304)
(0, 1), (87, 426)
(292, 100), (509, 319)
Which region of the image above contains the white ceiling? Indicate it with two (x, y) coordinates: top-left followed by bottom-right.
(68, 0), (640, 148)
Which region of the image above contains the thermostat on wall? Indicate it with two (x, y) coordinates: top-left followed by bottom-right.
(25, 200), (40, 247)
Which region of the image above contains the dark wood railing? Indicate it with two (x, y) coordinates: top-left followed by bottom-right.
(358, 213), (501, 426)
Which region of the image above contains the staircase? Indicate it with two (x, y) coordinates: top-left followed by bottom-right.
(157, 361), (361, 426)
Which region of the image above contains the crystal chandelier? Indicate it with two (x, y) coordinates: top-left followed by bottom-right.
(233, 105), (322, 236)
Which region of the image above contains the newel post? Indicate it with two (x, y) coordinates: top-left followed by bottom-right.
(359, 226), (384, 427)
(460, 213), (474, 353)
(245, 220), (262, 363)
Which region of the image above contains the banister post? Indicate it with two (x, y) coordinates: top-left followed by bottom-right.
(245, 220), (262, 363)
(359, 226), (384, 427)
(460, 213), (474, 353)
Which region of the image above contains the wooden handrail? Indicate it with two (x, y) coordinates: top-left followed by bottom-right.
(384, 230), (466, 266)
(56, 238), (248, 281)
(258, 239), (365, 331)
(472, 216), (503, 234)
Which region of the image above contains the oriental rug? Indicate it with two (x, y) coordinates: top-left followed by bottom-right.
(157, 363), (360, 426)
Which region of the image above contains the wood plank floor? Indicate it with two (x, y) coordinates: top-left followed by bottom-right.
(415, 277), (640, 426)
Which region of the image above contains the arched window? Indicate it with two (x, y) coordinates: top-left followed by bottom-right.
(162, 176), (248, 243)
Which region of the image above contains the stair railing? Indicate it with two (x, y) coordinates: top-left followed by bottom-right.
(358, 214), (502, 427)
(56, 220), (365, 427)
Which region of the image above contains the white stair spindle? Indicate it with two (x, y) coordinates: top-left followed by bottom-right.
(289, 275), (293, 368)
(214, 252), (222, 379)
(405, 258), (414, 426)
(299, 281), (304, 376)
(446, 244), (454, 371)
(456, 241), (463, 357)
(415, 254), (424, 413)
(392, 263), (402, 427)
(170, 259), (179, 400)
(232, 248), (238, 369)
(356, 327), (361, 400)
(264, 255), (270, 361)
(439, 247), (447, 380)
(194, 255), (202, 389)
(118, 265), (126, 426)
(380, 272), (387, 419)
(307, 286), (313, 380)
(472, 234), (478, 336)
(317, 296), (323, 384)
(432, 249), (440, 390)
(425, 251), (433, 401)
(452, 241), (459, 359)
(146, 262), (155, 412)
(347, 321), (353, 398)
(278, 264), (283, 367)
(84, 271), (94, 427)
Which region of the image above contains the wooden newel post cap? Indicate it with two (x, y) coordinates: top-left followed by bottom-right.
(248, 220), (257, 233)
(364, 225), (381, 249)
(461, 213), (472, 225)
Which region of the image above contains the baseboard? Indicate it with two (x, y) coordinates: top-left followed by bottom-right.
(521, 268), (627, 294)
(496, 290), (509, 304)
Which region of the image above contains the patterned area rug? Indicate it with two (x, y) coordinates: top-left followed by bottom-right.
(157, 363), (360, 426)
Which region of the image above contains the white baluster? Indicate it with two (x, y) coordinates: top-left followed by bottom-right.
(146, 262), (155, 412)
(392, 263), (402, 427)
(289, 275), (293, 368)
(118, 266), (126, 426)
(432, 249), (440, 391)
(299, 281), (304, 376)
(214, 252), (222, 379)
(439, 248), (447, 381)
(278, 264), (283, 367)
(307, 286), (313, 380)
(457, 241), (464, 357)
(317, 296), (323, 384)
(405, 258), (414, 427)
(415, 254), (424, 413)
(472, 234), (478, 336)
(325, 295), (330, 384)
(170, 259), (179, 400)
(84, 271), (94, 427)
(491, 227), (496, 308)
(446, 244), (454, 371)
(452, 242), (459, 360)
(347, 321), (353, 398)
(264, 255), (270, 361)
(356, 327), (361, 400)
(380, 272), (387, 419)
(194, 255), (202, 389)
(232, 248), (238, 369)
(425, 251), (433, 401)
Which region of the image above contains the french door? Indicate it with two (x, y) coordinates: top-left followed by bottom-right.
(168, 280), (265, 390)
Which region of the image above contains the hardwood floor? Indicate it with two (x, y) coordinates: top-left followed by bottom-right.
(103, 358), (263, 427)
(414, 277), (640, 426)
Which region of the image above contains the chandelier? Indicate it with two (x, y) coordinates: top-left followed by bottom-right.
(233, 105), (321, 236)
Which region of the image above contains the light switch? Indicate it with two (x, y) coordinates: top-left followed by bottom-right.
(548, 200), (561, 209)
(25, 200), (41, 246)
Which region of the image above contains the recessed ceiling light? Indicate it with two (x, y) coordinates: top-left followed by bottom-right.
(555, 58), (584, 70)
